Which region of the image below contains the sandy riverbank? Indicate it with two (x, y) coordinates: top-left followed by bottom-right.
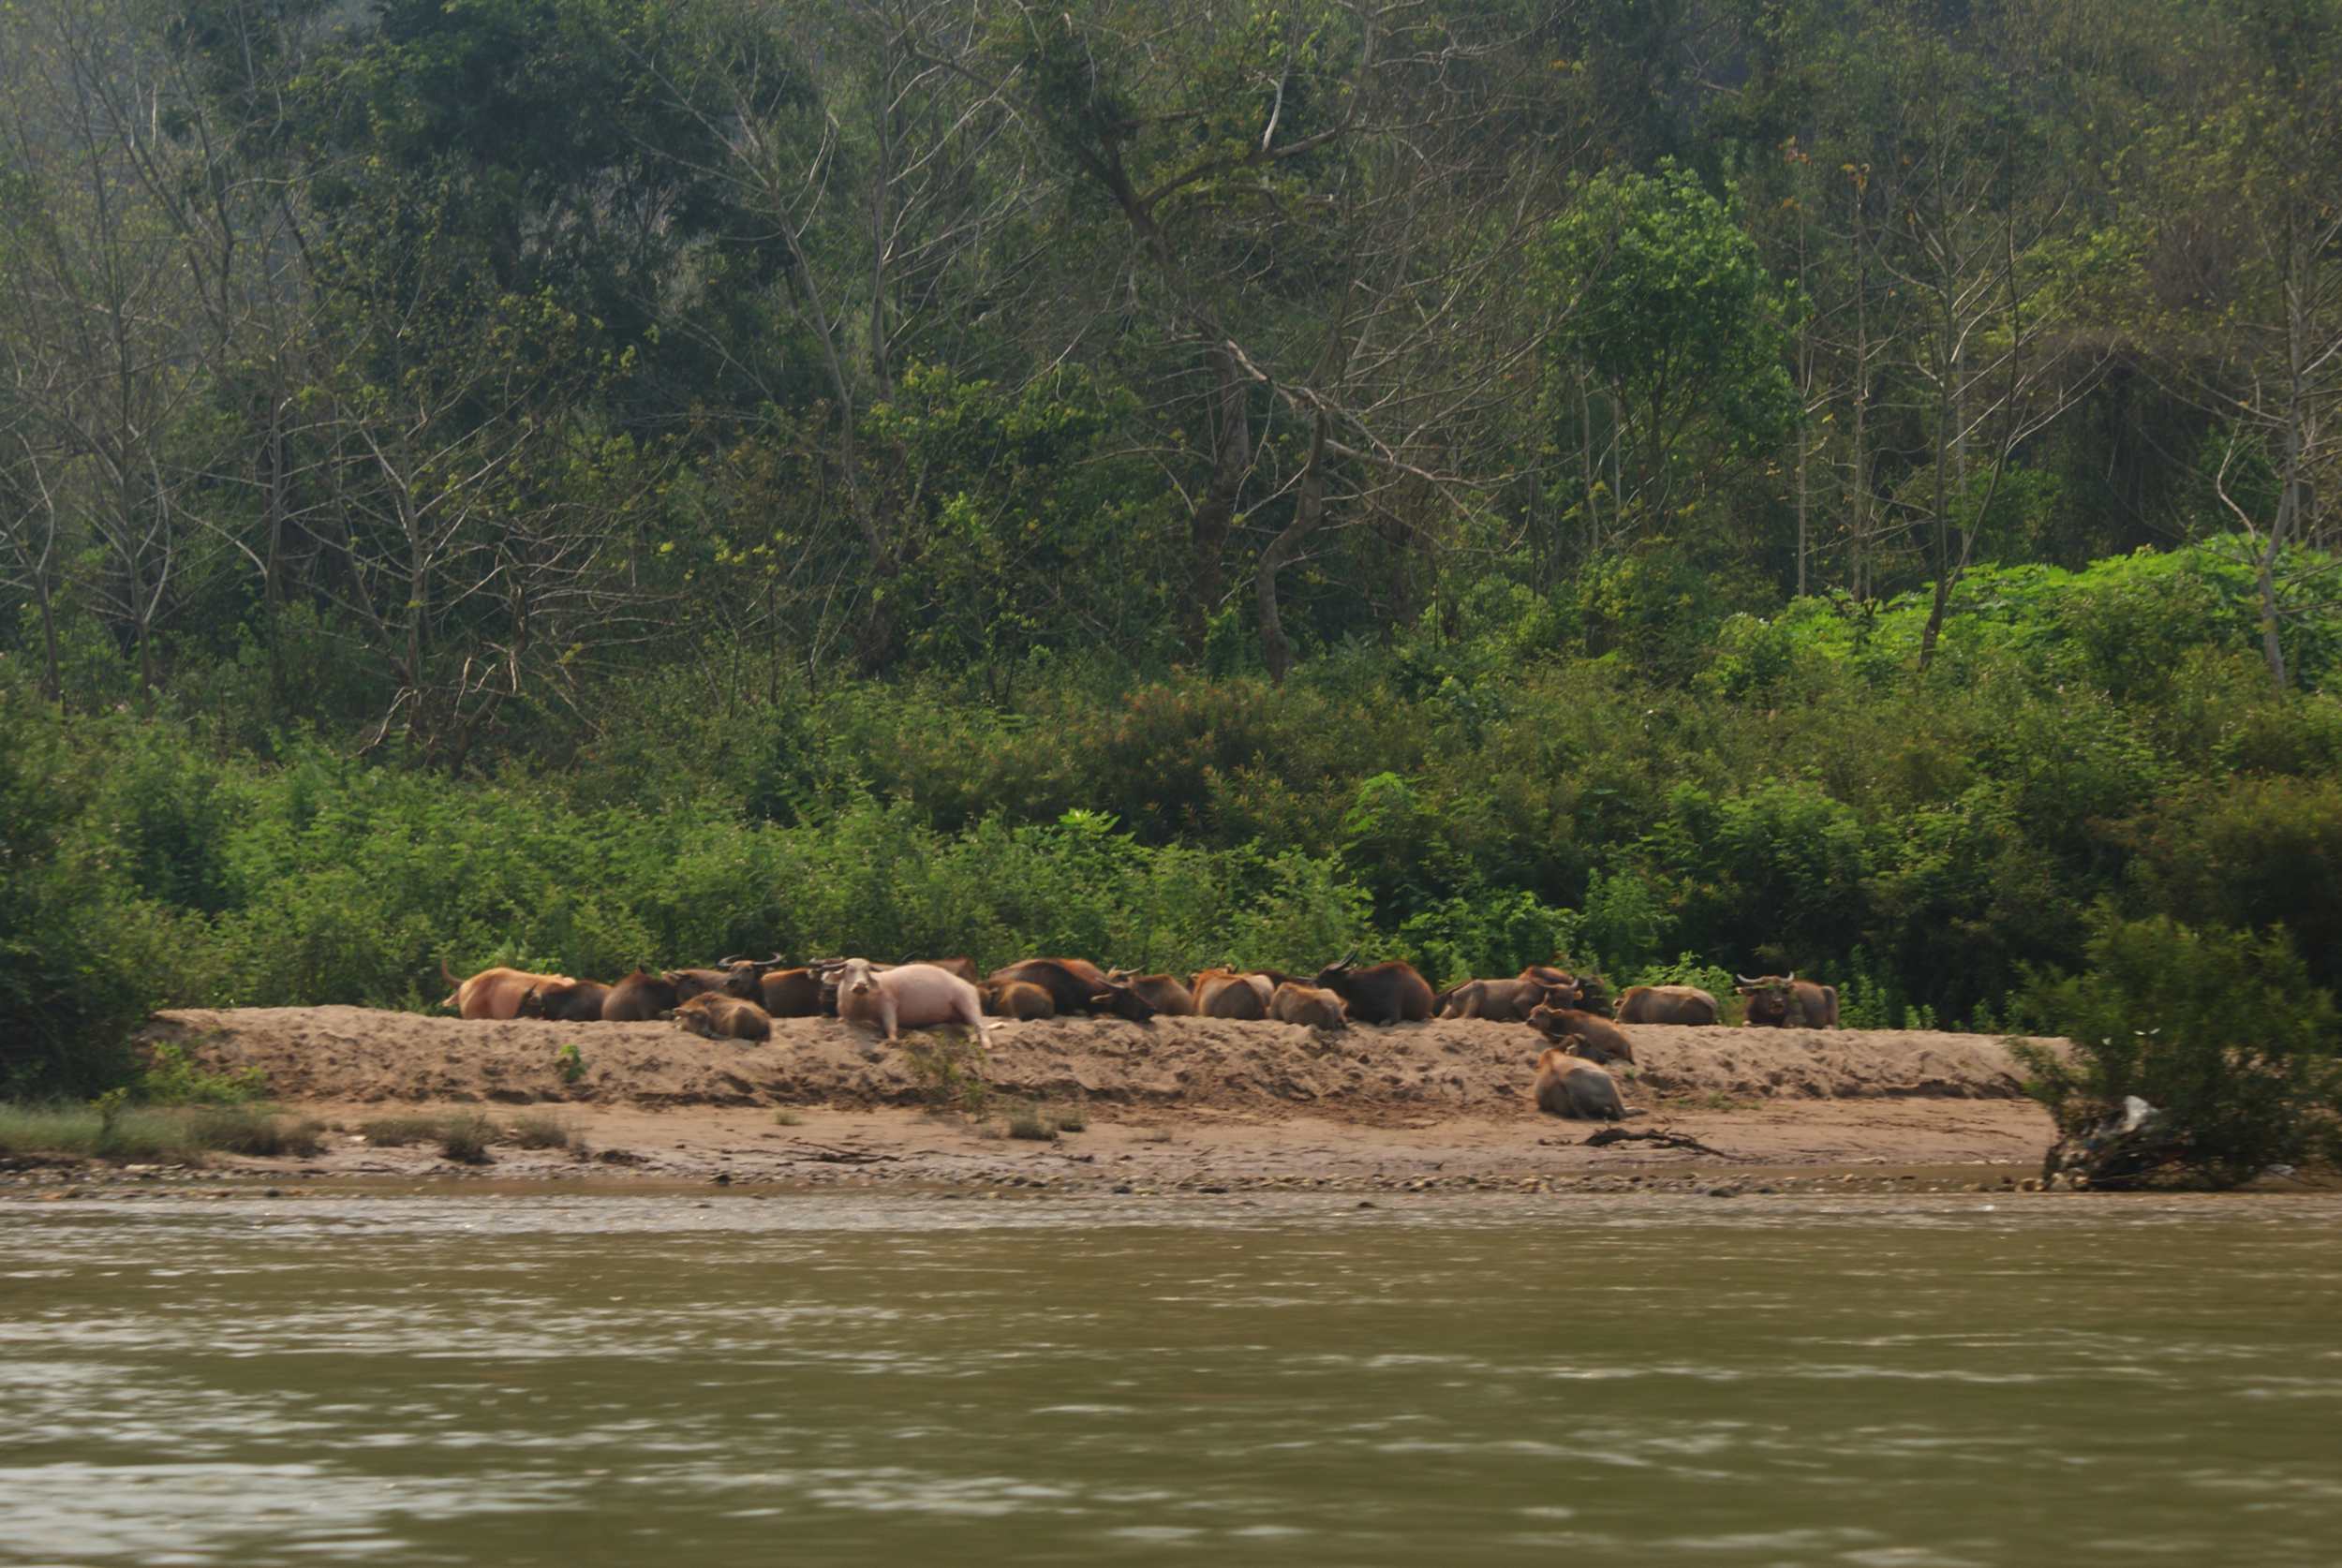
(74, 1006), (2070, 1193)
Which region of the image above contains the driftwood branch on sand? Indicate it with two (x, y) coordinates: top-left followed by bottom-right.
(1578, 1125), (1738, 1159)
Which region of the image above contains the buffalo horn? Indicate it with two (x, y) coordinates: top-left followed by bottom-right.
(1736, 974), (1759, 985)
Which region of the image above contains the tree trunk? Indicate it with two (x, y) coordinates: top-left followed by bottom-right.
(1180, 343), (1252, 659)
(1257, 412), (1328, 684)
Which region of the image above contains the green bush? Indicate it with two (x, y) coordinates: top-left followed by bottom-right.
(2012, 912), (2342, 1189)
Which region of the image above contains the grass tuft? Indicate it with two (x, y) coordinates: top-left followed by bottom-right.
(187, 1105), (323, 1158)
(357, 1115), (449, 1146)
(504, 1114), (573, 1150)
(772, 1108), (805, 1126)
(439, 1113), (495, 1164)
(1049, 1102), (1088, 1133)
(1005, 1107), (1059, 1142)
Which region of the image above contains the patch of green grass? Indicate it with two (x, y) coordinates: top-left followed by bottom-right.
(1005, 1106), (1059, 1142)
(187, 1105), (323, 1158)
(1050, 1102), (1088, 1133)
(357, 1115), (449, 1146)
(439, 1113), (495, 1164)
(903, 1035), (991, 1117)
(138, 1042), (268, 1106)
(504, 1114), (573, 1149)
(555, 1043), (586, 1085)
(772, 1108), (805, 1127)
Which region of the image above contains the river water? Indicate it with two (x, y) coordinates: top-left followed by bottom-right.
(3, 1189), (2337, 1567)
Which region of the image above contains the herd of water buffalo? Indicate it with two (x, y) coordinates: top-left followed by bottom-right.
(437, 953), (1839, 1118)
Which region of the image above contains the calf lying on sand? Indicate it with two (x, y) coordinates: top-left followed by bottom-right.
(672, 993), (772, 1043)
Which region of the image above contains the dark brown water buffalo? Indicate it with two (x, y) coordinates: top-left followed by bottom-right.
(1614, 984), (1720, 1026)
(1526, 1003), (1638, 1066)
(980, 980), (1057, 1019)
(674, 993), (772, 1043)
(1437, 977), (1567, 1022)
(985, 958), (1158, 1022)
(1534, 1047), (1625, 1120)
(602, 968), (681, 1022)
(669, 966), (760, 1003)
(440, 964), (577, 1020)
(1312, 954), (1435, 1025)
(1106, 970), (1198, 1016)
(517, 979), (611, 1022)
(1269, 981), (1349, 1028)
(759, 967), (828, 1017)
(1736, 973), (1840, 1029)
(1193, 969), (1271, 1019)
(831, 958), (991, 1044)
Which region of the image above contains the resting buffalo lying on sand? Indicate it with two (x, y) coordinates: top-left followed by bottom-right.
(1437, 977), (1566, 1022)
(980, 980), (1057, 1019)
(441, 964), (577, 1021)
(1614, 984), (1719, 1026)
(986, 959), (1159, 1022)
(673, 993), (772, 1043)
(831, 958), (992, 1046)
(1736, 974), (1840, 1029)
(601, 969), (680, 1022)
(1106, 969), (1198, 1016)
(1193, 969), (1272, 1019)
(1526, 1003), (1637, 1066)
(1534, 1047), (1625, 1120)
(1312, 954), (1435, 1024)
(1268, 981), (1349, 1028)
(517, 979), (610, 1022)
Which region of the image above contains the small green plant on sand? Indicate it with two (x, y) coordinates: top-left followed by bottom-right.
(772, 1108), (805, 1126)
(556, 1043), (586, 1085)
(139, 1042), (266, 1106)
(1050, 1102), (1088, 1132)
(904, 1033), (991, 1117)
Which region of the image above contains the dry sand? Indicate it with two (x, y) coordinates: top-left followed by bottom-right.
(105, 1007), (2067, 1193)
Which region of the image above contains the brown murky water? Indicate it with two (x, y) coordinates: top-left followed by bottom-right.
(3, 1191), (2338, 1566)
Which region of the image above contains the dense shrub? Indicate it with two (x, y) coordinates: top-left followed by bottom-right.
(2013, 913), (2341, 1188)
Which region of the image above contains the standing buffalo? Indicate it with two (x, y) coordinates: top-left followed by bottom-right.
(602, 969), (681, 1022)
(1736, 973), (1840, 1029)
(1534, 1047), (1625, 1120)
(1193, 969), (1272, 1019)
(985, 959), (1158, 1022)
(1311, 954), (1435, 1025)
(1526, 1003), (1637, 1066)
(517, 979), (611, 1023)
(1268, 982), (1349, 1028)
(1614, 984), (1720, 1026)
(831, 958), (992, 1045)
(441, 964), (577, 1021)
(673, 993), (772, 1043)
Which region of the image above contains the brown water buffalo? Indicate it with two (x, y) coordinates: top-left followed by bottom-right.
(669, 966), (760, 1003)
(1736, 973), (1840, 1029)
(602, 968), (681, 1022)
(1437, 977), (1567, 1022)
(673, 993), (772, 1043)
(985, 959), (1158, 1022)
(1534, 1047), (1625, 1120)
(1106, 970), (1198, 1016)
(440, 964), (577, 1021)
(912, 956), (980, 984)
(758, 967), (828, 1017)
(1615, 984), (1721, 1026)
(1312, 954), (1435, 1025)
(980, 980), (1058, 1019)
(1526, 1004), (1638, 1067)
(517, 979), (611, 1023)
(1193, 969), (1271, 1018)
(1269, 982), (1349, 1028)
(832, 958), (991, 1045)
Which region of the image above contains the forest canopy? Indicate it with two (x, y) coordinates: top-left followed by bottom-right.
(2, 0), (2339, 1094)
